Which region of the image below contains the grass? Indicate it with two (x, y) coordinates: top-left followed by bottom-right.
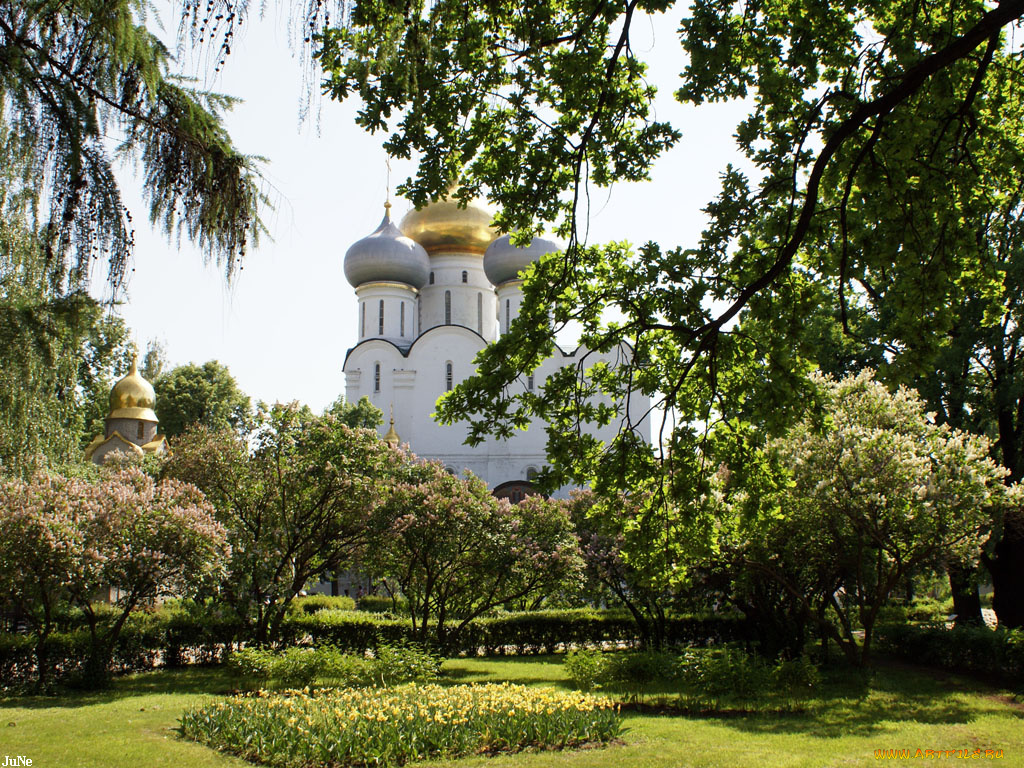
(1, 657), (1022, 767)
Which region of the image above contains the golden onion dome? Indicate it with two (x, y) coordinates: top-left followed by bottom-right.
(383, 417), (400, 448)
(108, 356), (158, 421)
(399, 193), (497, 255)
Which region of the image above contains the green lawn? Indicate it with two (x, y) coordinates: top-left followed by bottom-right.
(1, 657), (1021, 768)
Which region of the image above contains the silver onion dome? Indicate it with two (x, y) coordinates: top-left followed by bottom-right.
(344, 203), (430, 289)
(484, 233), (561, 286)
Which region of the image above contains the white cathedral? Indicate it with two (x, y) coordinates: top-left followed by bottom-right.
(342, 195), (650, 500)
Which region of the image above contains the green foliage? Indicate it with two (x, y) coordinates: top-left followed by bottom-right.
(356, 594), (408, 614)
(285, 595), (356, 619)
(566, 490), (681, 648)
(324, 395), (383, 429)
(180, 683), (622, 767)
(162, 403), (401, 644)
(371, 641), (442, 686)
(0, 216), (133, 475)
(563, 648), (610, 692)
(154, 361), (251, 438)
(563, 646), (820, 706)
(877, 624), (1024, 685)
(717, 371), (1017, 665)
(288, 607), (747, 657)
(313, 0), (1024, 632)
(0, 1), (265, 287)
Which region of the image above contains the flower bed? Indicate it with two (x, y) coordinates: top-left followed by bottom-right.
(180, 682), (621, 766)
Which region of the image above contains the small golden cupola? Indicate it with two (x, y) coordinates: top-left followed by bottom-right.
(383, 406), (401, 448)
(84, 354), (167, 464)
(108, 355), (158, 421)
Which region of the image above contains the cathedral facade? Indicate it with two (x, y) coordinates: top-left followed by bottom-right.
(342, 196), (649, 499)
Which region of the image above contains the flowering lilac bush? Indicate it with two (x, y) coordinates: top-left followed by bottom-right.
(364, 460), (582, 652)
(722, 370), (1021, 665)
(0, 467), (227, 686)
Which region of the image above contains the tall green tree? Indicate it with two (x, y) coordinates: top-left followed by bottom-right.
(154, 360), (251, 439)
(162, 403), (397, 644)
(325, 395), (383, 429)
(313, 0), (1024, 626)
(0, 214), (135, 475)
(717, 371), (1015, 665)
(0, 0), (265, 288)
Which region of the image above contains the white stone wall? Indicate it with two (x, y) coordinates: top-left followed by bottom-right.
(495, 281), (525, 336)
(418, 253), (497, 339)
(343, 325), (650, 492)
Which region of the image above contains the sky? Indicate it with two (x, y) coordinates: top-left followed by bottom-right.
(107, 3), (751, 412)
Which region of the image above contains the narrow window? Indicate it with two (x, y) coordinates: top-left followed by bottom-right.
(378, 299), (384, 335)
(505, 299), (510, 334)
(429, 272), (435, 285)
(374, 363), (381, 393)
(400, 302), (405, 337)
(445, 291), (452, 325)
(527, 374), (534, 391)
(361, 303), (366, 338)
(137, 422), (145, 440)
(477, 293), (482, 334)
(446, 362), (453, 391)
(461, 270), (468, 283)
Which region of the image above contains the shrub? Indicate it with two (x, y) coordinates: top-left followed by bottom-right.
(564, 649), (683, 700)
(876, 624), (1024, 683)
(227, 642), (440, 690)
(564, 648), (611, 691)
(371, 641), (441, 686)
(285, 595), (356, 619)
(680, 647), (819, 702)
(356, 594), (408, 614)
(770, 655), (821, 694)
(180, 683), (622, 768)
(227, 647), (278, 687)
(682, 647), (773, 698)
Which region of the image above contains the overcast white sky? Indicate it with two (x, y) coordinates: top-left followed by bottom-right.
(106, 3), (750, 412)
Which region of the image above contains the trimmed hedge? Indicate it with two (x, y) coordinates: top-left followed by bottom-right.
(356, 595), (409, 614)
(286, 609), (746, 656)
(286, 595), (356, 618)
(876, 623), (1024, 684)
(1, 608), (746, 685)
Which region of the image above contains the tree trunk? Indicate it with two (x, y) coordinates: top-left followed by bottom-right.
(948, 561), (984, 627)
(986, 509), (1024, 629)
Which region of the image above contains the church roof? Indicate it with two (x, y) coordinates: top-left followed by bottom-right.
(345, 203), (430, 289)
(484, 233), (561, 286)
(108, 356), (157, 421)
(400, 195), (497, 255)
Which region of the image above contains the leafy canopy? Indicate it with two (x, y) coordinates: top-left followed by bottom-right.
(717, 371), (1017, 664)
(311, 0), (1024, 495)
(0, 0), (266, 289)
(162, 402), (398, 644)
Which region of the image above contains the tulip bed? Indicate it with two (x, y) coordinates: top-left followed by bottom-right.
(180, 682), (622, 767)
